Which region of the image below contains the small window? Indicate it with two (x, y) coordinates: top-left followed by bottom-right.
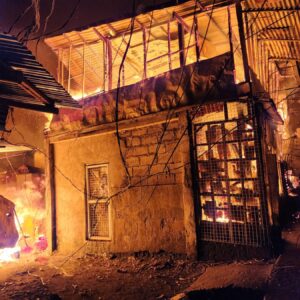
(86, 164), (111, 240)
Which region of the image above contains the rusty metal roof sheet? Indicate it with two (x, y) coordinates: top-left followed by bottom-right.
(0, 34), (80, 113)
(243, 0), (300, 61)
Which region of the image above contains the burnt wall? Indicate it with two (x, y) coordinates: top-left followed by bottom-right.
(51, 116), (195, 256)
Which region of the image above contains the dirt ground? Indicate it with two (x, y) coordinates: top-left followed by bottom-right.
(0, 249), (274, 300)
(0, 251), (206, 300)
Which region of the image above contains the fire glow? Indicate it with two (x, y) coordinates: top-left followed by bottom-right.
(0, 168), (47, 264)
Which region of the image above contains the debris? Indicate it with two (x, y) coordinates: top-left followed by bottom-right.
(170, 293), (187, 300)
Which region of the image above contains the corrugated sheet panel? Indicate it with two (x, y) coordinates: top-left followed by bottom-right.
(0, 34), (80, 109)
(243, 0), (300, 60)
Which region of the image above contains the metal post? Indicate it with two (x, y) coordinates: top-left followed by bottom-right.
(178, 22), (185, 67)
(194, 15), (200, 62)
(57, 49), (61, 84)
(106, 39), (112, 90)
(61, 49), (64, 86)
(167, 21), (172, 70)
(236, 1), (251, 83)
(228, 7), (236, 83)
(82, 43), (86, 98)
(137, 19), (147, 80)
(93, 28), (112, 91)
(67, 45), (72, 93)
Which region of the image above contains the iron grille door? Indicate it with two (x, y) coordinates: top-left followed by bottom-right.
(86, 164), (111, 240)
(194, 100), (269, 247)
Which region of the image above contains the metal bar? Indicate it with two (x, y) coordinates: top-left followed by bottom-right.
(221, 121), (234, 243)
(236, 1), (251, 83)
(82, 42), (86, 98)
(194, 13), (200, 62)
(57, 49), (62, 84)
(178, 22), (185, 67)
(60, 49), (64, 86)
(243, 7), (300, 13)
(260, 38), (300, 42)
(167, 21), (172, 70)
(67, 44), (72, 93)
(136, 19), (147, 80)
(244, 9), (253, 71)
(227, 7), (236, 83)
(269, 57), (300, 61)
(93, 28), (112, 90)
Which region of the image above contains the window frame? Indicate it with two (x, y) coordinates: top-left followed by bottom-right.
(85, 163), (112, 241)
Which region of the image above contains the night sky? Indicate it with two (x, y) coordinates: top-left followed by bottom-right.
(0, 0), (184, 38)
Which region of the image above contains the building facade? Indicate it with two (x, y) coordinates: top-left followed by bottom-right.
(44, 0), (289, 259)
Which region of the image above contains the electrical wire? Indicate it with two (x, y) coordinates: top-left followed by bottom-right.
(115, 4), (136, 182)
(147, 0), (215, 175)
(130, 7), (296, 201)
(24, 0), (81, 41)
(3, 0), (296, 256)
(42, 0), (56, 36)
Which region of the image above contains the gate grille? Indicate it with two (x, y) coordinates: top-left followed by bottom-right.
(194, 100), (269, 247)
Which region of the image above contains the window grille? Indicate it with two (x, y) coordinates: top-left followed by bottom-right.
(194, 100), (269, 247)
(86, 164), (111, 240)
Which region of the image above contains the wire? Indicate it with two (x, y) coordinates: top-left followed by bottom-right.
(4, 0), (295, 252)
(24, 0), (81, 41)
(37, 0), (293, 207)
(115, 7), (136, 182)
(42, 0), (56, 36)
(147, 0), (215, 175)
(146, 0), (287, 180)
(34, 0), (57, 61)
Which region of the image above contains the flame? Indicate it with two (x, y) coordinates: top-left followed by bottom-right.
(0, 246), (20, 263)
(216, 211), (229, 223)
(44, 113), (54, 131)
(0, 172), (47, 263)
(245, 123), (253, 130)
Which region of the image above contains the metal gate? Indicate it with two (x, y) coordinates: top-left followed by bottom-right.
(193, 100), (269, 247)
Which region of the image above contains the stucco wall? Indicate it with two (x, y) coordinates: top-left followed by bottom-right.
(52, 120), (189, 255)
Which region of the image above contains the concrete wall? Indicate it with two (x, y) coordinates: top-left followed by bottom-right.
(51, 116), (196, 256)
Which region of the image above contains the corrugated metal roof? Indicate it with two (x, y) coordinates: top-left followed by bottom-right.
(45, 0), (233, 50)
(243, 0), (300, 61)
(0, 34), (80, 112)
